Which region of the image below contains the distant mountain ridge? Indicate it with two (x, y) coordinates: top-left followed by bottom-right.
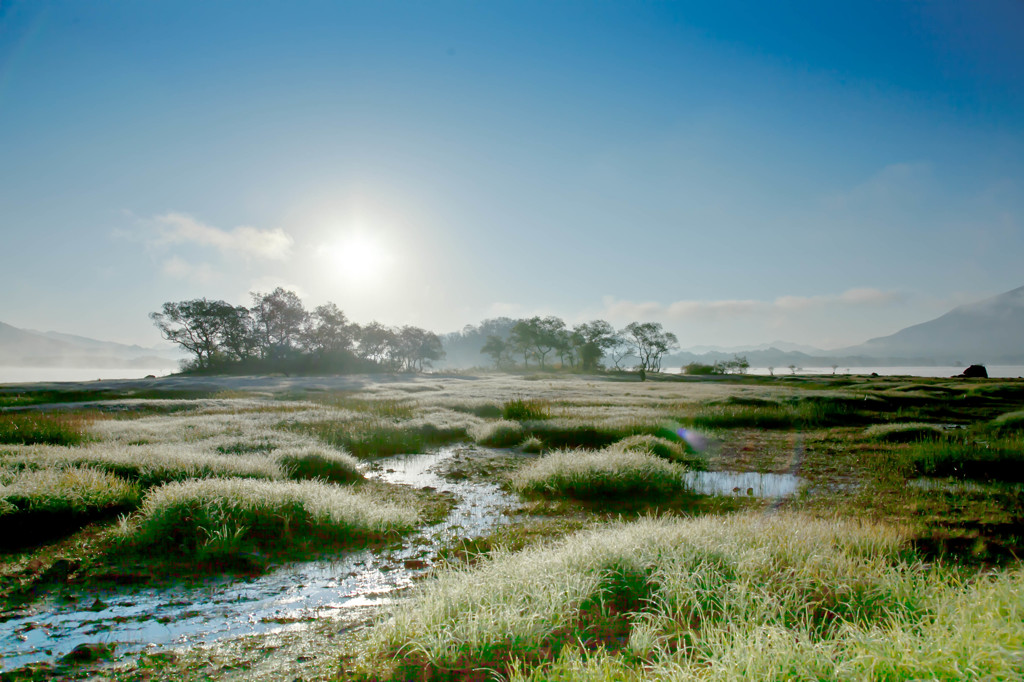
(0, 321), (181, 369)
(834, 285), (1024, 364)
(666, 285), (1024, 368)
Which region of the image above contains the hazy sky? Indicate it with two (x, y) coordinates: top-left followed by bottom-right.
(2, 1), (1022, 350)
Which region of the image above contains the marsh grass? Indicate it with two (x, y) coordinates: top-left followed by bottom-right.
(470, 420), (526, 447)
(615, 434), (708, 471)
(686, 397), (866, 431)
(990, 409), (1024, 433)
(510, 447), (689, 500)
(357, 514), (1016, 681)
(864, 422), (947, 443)
(0, 411), (97, 446)
(277, 445), (362, 483)
(895, 435), (1024, 481)
(0, 466), (141, 547)
(299, 418), (469, 457)
(503, 398), (551, 421)
(117, 478), (417, 562)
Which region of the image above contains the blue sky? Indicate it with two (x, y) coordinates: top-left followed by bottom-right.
(1, 0), (1022, 349)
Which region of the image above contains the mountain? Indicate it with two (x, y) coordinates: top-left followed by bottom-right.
(0, 321), (182, 369)
(836, 286), (1024, 364)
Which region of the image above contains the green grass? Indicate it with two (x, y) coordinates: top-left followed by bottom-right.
(471, 419), (526, 447)
(894, 435), (1024, 482)
(297, 418), (469, 457)
(116, 477), (417, 562)
(990, 409), (1024, 434)
(356, 513), (1024, 681)
(864, 422), (947, 443)
(503, 398), (551, 421)
(0, 466), (141, 548)
(510, 446), (690, 500)
(614, 434), (708, 470)
(0, 411), (95, 446)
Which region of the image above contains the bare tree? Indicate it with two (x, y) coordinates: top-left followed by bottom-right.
(624, 322), (679, 377)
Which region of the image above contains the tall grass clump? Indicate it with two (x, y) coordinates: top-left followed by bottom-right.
(0, 443), (288, 487)
(0, 412), (95, 446)
(0, 466), (140, 515)
(360, 513), (1000, 681)
(510, 446), (689, 500)
(895, 435), (1024, 482)
(470, 420), (526, 448)
(297, 414), (472, 458)
(117, 478), (417, 561)
(1, 466), (141, 547)
(615, 434), (708, 471)
(990, 409), (1024, 434)
(276, 445), (362, 483)
(503, 398), (551, 421)
(865, 422), (946, 443)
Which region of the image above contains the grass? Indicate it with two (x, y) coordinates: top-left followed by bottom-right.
(0, 411), (96, 446)
(116, 477), (417, 563)
(355, 513), (1024, 681)
(3, 374), (1023, 680)
(470, 419), (526, 447)
(614, 434), (708, 470)
(510, 446), (691, 500)
(893, 435), (1024, 482)
(298, 417), (470, 457)
(0, 466), (141, 548)
(990, 409), (1024, 433)
(864, 422), (947, 443)
(503, 397), (551, 421)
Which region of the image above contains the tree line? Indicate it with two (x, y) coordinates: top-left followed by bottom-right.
(152, 290), (680, 378)
(151, 288), (443, 374)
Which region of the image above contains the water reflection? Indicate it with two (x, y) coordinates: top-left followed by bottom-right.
(683, 471), (803, 498)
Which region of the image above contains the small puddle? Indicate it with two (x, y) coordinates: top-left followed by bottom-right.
(684, 471), (803, 498)
(0, 445), (520, 671)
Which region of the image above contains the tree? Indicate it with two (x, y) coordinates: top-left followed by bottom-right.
(394, 326), (445, 371)
(511, 316), (565, 370)
(250, 288), (308, 360)
(218, 305), (258, 362)
(355, 321), (397, 367)
(624, 322), (679, 377)
(303, 302), (355, 356)
(714, 354), (749, 375)
(481, 334), (512, 368)
(605, 332), (633, 370)
(150, 298), (239, 370)
(572, 320), (618, 371)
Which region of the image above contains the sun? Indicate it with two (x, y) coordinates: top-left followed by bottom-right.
(318, 233), (390, 285)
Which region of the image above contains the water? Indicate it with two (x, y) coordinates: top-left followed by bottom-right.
(683, 471), (803, 498)
(744, 366), (1024, 378)
(0, 368), (175, 384)
(0, 445), (520, 671)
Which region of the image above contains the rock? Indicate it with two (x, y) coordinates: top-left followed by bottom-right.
(41, 559), (80, 582)
(959, 364), (988, 378)
(403, 559), (429, 570)
(60, 642), (115, 664)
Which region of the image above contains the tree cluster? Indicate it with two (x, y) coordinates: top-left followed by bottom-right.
(151, 288), (444, 374)
(474, 316), (678, 378)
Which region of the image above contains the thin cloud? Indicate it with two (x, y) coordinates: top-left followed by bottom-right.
(603, 288), (904, 321)
(154, 212), (293, 260)
(161, 256), (219, 284)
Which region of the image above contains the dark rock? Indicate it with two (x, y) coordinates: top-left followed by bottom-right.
(60, 642), (115, 664)
(41, 559), (80, 582)
(958, 364), (988, 378)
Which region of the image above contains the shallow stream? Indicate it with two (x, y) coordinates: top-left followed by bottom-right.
(0, 445), (520, 671)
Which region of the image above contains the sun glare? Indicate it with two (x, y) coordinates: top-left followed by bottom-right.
(319, 233), (390, 285)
